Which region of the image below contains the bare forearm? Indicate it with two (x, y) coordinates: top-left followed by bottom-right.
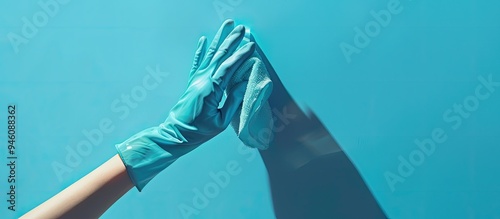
(21, 154), (133, 219)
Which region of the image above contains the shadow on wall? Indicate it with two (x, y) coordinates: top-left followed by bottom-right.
(255, 44), (388, 219)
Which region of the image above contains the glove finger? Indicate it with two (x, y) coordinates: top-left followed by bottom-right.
(212, 42), (256, 90)
(189, 36), (207, 78)
(209, 25), (246, 74)
(199, 19), (235, 70)
(219, 81), (248, 128)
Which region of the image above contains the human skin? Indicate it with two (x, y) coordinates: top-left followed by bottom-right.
(21, 154), (133, 218)
(21, 19), (253, 219)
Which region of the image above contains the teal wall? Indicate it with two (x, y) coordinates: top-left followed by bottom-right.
(1, 0), (500, 218)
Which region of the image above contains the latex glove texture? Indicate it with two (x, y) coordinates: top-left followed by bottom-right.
(116, 20), (255, 191)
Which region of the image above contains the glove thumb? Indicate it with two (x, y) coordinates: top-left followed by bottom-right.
(219, 81), (247, 128)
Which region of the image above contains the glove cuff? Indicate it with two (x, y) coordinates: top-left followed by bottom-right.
(115, 125), (199, 191)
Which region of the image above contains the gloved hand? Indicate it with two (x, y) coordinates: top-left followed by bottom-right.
(116, 20), (256, 191)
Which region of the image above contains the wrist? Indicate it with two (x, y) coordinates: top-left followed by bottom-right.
(115, 125), (201, 191)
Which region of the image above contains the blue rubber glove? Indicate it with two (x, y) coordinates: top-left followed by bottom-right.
(116, 20), (256, 191)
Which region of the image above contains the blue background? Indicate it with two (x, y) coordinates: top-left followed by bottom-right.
(1, 0), (500, 218)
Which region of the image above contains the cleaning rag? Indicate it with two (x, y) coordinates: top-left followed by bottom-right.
(227, 28), (274, 150)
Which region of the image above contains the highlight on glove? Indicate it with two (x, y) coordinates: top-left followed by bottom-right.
(115, 19), (256, 191)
